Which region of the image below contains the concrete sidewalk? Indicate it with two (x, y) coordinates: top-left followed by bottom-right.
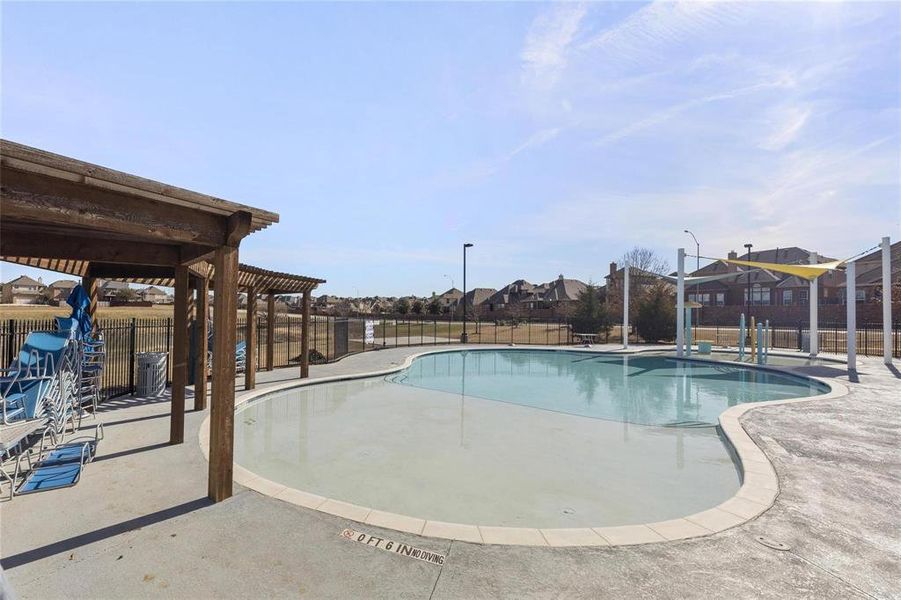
(1, 347), (898, 599)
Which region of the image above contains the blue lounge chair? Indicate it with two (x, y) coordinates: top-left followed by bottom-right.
(56, 316), (106, 413)
(235, 341), (247, 373)
(9, 423), (102, 498)
(206, 333), (249, 373)
(2, 331), (79, 434)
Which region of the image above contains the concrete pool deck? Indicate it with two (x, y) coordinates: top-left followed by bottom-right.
(1, 345), (899, 599)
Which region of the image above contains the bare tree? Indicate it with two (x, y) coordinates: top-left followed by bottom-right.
(619, 246), (670, 275)
(612, 247), (671, 314)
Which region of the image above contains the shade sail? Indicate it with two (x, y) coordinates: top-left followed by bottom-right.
(721, 258), (845, 281)
(659, 269), (761, 286)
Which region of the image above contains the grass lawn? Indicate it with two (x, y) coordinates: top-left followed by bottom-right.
(0, 304), (177, 320)
(0, 305), (288, 321)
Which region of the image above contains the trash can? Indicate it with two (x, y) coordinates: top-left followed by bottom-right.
(801, 332), (810, 353)
(136, 352), (168, 397)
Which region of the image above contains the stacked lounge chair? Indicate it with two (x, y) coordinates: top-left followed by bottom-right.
(0, 286), (107, 499)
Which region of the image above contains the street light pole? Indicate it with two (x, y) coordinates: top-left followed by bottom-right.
(744, 243), (753, 315)
(462, 243), (473, 343)
(685, 229), (700, 341)
(684, 230), (700, 289)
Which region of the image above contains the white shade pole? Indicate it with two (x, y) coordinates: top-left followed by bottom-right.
(847, 260), (856, 371)
(676, 248), (685, 357)
(882, 236), (892, 365)
(810, 251), (818, 357)
(623, 261), (630, 350)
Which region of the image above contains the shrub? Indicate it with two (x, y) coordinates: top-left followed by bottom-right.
(634, 283), (676, 342)
(570, 283), (611, 336)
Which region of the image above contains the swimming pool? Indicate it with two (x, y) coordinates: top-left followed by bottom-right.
(234, 349), (828, 529)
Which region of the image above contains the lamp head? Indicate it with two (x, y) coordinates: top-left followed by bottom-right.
(464, 243), (474, 248)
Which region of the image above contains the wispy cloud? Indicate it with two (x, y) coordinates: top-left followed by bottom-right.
(595, 77), (795, 146)
(579, 1), (746, 66)
(758, 105), (811, 151)
(430, 126), (562, 187)
(521, 3), (587, 90)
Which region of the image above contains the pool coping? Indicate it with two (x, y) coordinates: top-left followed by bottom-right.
(198, 345), (850, 548)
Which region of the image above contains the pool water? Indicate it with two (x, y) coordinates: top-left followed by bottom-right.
(235, 349), (828, 528)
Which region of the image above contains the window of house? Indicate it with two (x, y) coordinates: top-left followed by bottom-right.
(689, 292), (713, 306)
(856, 289), (866, 303)
(716, 293), (725, 306)
(799, 289), (808, 305)
(744, 285), (770, 306)
(782, 289), (793, 305)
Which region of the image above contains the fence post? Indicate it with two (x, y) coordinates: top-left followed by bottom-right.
(166, 317), (173, 385)
(5, 319), (15, 367)
(128, 318), (137, 395)
(797, 321), (803, 351)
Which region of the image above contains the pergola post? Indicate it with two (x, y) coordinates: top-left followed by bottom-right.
(676, 248), (685, 357)
(810, 252), (818, 358)
(193, 276), (209, 410)
(882, 236), (892, 366)
(245, 285), (257, 390)
(82, 275), (99, 335)
(847, 261), (857, 372)
(170, 265), (191, 445)
(267, 292), (275, 371)
(301, 290), (311, 378)
(209, 244), (239, 502)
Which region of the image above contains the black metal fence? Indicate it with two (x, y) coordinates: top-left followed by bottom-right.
(3, 314), (897, 401)
(0, 315), (574, 401)
(692, 321), (901, 357)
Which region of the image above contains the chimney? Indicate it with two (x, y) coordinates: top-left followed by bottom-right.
(727, 250), (737, 260)
(609, 262), (617, 277)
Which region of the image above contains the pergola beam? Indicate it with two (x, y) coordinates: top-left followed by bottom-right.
(0, 228), (181, 265)
(88, 263), (175, 280)
(2, 167), (229, 247)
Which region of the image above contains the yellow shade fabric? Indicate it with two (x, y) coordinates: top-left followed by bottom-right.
(721, 258), (845, 281)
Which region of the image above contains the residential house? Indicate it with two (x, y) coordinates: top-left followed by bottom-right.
(315, 295), (341, 312)
(47, 279), (79, 302)
(455, 288), (497, 316)
(540, 275), (587, 308)
(1, 275), (46, 304)
(686, 247), (841, 307)
(100, 280), (131, 302)
(836, 241), (901, 303)
(433, 288), (463, 309)
(138, 286), (169, 304)
(604, 262), (665, 305)
(484, 280), (537, 312)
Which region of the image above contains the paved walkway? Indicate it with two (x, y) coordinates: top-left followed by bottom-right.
(1, 346), (898, 599)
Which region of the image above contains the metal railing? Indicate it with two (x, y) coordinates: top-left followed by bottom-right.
(0, 315), (574, 401)
(3, 314), (897, 402)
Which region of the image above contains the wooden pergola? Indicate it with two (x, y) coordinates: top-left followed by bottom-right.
(0, 140), (321, 502)
(189, 261), (324, 390)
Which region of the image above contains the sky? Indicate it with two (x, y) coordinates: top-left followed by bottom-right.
(2, 1), (899, 297)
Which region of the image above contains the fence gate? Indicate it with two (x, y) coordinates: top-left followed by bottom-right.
(334, 318), (349, 359)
